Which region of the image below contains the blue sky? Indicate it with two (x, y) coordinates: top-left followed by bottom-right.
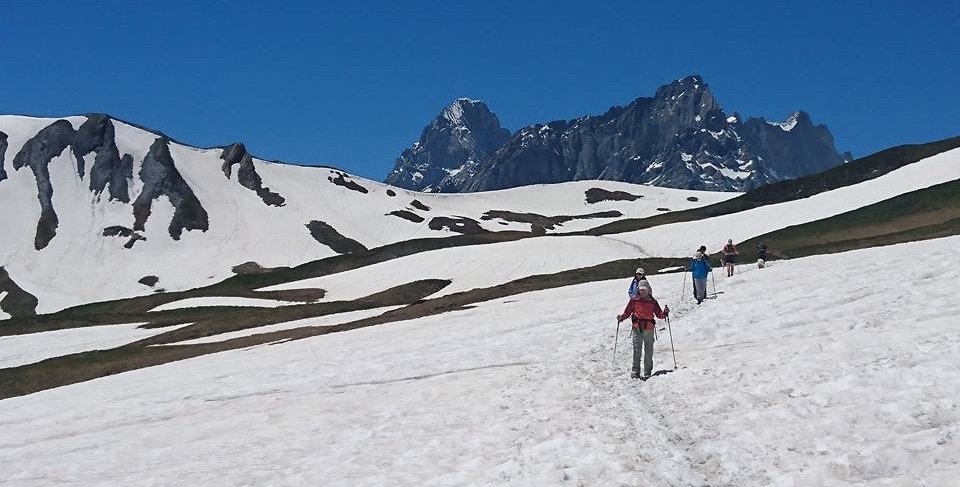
(2, 1), (957, 180)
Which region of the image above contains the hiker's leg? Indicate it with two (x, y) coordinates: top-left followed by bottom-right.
(694, 278), (706, 300)
(643, 330), (655, 375)
(631, 328), (642, 375)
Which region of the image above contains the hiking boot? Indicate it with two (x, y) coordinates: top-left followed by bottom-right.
(630, 371), (640, 379)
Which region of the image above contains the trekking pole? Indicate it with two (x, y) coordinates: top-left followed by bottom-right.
(680, 270), (688, 301)
(666, 314), (678, 370)
(612, 320), (623, 367)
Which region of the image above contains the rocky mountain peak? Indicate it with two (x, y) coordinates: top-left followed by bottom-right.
(386, 75), (847, 193)
(385, 98), (511, 192)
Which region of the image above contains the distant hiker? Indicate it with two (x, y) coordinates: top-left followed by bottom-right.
(617, 281), (669, 379)
(689, 250), (712, 304)
(628, 267), (653, 298)
(722, 239), (738, 277)
(757, 242), (768, 268)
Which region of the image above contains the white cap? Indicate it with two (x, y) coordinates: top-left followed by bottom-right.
(635, 267), (644, 274)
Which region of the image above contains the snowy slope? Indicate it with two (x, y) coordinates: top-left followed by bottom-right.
(0, 322), (187, 369)
(2, 236), (957, 486)
(259, 235), (647, 301)
(617, 146), (960, 256)
(0, 115), (733, 314)
(255, 146), (960, 305)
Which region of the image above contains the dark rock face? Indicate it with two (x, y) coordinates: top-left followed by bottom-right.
(585, 188), (644, 204)
(12, 120), (76, 249)
(232, 261), (281, 275)
(138, 275), (159, 287)
(220, 143), (285, 207)
(410, 199), (431, 211)
(0, 131), (8, 182)
(0, 266), (39, 319)
(738, 111), (845, 187)
(73, 115), (134, 202)
(133, 137), (209, 240)
(387, 210), (425, 223)
(427, 216), (487, 235)
(386, 98), (511, 192)
(480, 209), (622, 234)
(305, 220), (368, 254)
(103, 225), (135, 237)
(103, 225), (146, 248)
(328, 171), (369, 194)
(389, 76), (846, 192)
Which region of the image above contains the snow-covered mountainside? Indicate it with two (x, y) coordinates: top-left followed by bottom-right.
(2, 110), (959, 485)
(387, 75), (850, 192)
(0, 114), (735, 313)
(2, 236), (958, 486)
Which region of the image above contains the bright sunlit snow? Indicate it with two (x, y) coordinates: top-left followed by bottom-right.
(2, 237), (958, 485)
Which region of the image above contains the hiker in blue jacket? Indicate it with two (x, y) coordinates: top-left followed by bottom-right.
(627, 267), (653, 298)
(689, 250), (712, 304)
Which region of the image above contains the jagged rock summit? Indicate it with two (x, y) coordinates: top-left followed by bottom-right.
(385, 98), (511, 192)
(387, 76), (848, 192)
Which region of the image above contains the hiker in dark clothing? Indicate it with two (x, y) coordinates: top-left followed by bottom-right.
(722, 239), (738, 277)
(757, 242), (769, 268)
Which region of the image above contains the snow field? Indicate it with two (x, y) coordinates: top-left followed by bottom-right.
(149, 296), (316, 312)
(1, 114), (734, 314)
(620, 147), (960, 256)
(1, 236), (958, 485)
(0, 322), (188, 369)
(260, 235), (648, 301)
(162, 306), (404, 346)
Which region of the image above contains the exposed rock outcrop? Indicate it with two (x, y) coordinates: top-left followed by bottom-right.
(0, 131), (7, 182)
(386, 98), (511, 192)
(220, 143), (285, 207)
(12, 120), (76, 249)
(0, 266), (39, 319)
(305, 220), (368, 254)
(133, 137), (209, 240)
(387, 76), (847, 192)
(73, 114), (134, 202)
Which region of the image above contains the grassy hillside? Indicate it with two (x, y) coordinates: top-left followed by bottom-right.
(739, 179), (960, 259)
(584, 135), (960, 236)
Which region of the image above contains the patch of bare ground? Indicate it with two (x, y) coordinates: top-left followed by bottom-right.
(481, 209), (622, 234)
(305, 220), (368, 254)
(387, 210), (425, 223)
(740, 179), (960, 259)
(410, 199), (431, 211)
(0, 267), (38, 319)
(232, 261), (280, 275)
(0, 258), (686, 399)
(581, 135), (960, 236)
(327, 171), (369, 194)
(585, 188), (644, 204)
(428, 216), (487, 234)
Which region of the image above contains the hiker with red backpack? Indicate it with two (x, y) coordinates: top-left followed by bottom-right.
(617, 281), (669, 379)
(722, 239), (738, 277)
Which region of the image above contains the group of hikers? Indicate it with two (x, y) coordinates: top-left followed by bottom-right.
(615, 240), (770, 379)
